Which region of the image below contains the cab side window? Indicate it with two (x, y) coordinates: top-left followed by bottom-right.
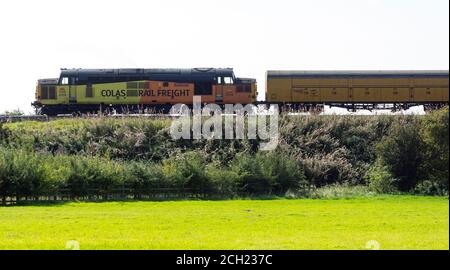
(61, 77), (69, 85)
(224, 77), (234, 85)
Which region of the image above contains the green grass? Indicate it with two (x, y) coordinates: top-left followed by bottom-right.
(0, 196), (448, 250)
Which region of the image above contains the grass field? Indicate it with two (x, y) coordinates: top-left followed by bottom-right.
(0, 196), (448, 250)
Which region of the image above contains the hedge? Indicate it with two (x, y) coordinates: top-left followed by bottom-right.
(0, 108), (448, 199)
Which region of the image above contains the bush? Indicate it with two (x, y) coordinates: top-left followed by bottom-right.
(66, 156), (125, 197)
(230, 153), (273, 195)
(300, 150), (357, 187)
(1, 148), (168, 200)
(279, 115), (389, 186)
(1, 118), (171, 161)
(0, 148), (48, 199)
(375, 117), (423, 191)
(230, 152), (306, 195)
(0, 123), (9, 143)
(124, 161), (166, 191)
(0, 149), (12, 200)
(162, 151), (213, 192)
(1, 111), (449, 200)
(419, 108), (449, 191)
(365, 162), (398, 194)
(415, 180), (449, 196)
(258, 152), (307, 194)
(34, 155), (68, 196)
(206, 164), (240, 195)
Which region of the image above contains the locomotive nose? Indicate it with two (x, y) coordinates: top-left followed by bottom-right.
(35, 78), (59, 100)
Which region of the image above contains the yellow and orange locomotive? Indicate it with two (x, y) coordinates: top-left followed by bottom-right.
(33, 68), (257, 115)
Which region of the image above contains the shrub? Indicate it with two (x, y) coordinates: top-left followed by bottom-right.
(1, 112), (449, 200)
(258, 152), (307, 194)
(375, 117), (423, 191)
(0, 123), (9, 143)
(1, 118), (171, 161)
(206, 163), (240, 195)
(66, 156), (125, 197)
(0, 149), (12, 200)
(35, 155), (68, 195)
(419, 108), (449, 191)
(124, 161), (166, 191)
(365, 162), (398, 194)
(230, 153), (273, 195)
(230, 152), (306, 195)
(0, 148), (47, 199)
(415, 180), (449, 196)
(279, 115), (386, 186)
(162, 151), (213, 192)
(300, 150), (357, 187)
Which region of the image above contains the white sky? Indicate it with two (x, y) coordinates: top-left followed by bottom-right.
(0, 0), (448, 113)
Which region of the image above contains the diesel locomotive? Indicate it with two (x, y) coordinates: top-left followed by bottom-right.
(32, 68), (449, 115)
(33, 68), (257, 115)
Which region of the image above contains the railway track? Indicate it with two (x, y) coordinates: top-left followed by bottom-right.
(0, 115), (49, 123)
(0, 114), (180, 123)
(0, 108), (430, 123)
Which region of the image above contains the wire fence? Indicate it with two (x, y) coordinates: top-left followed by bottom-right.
(0, 184), (297, 205)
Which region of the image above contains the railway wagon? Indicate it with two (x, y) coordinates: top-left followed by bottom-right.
(33, 68), (257, 115)
(266, 70), (449, 111)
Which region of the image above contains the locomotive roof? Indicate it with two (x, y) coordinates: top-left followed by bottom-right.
(60, 68), (235, 81)
(267, 70), (449, 79)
